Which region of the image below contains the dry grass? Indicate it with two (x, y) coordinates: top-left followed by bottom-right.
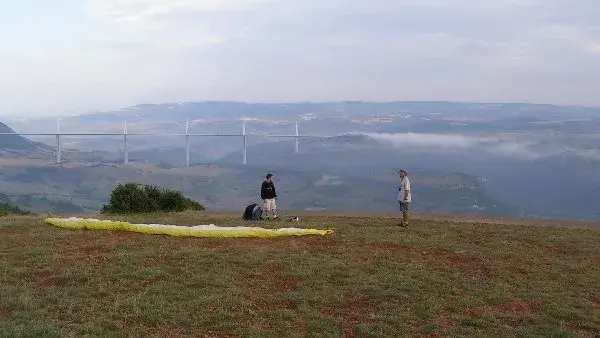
(1, 211), (599, 337)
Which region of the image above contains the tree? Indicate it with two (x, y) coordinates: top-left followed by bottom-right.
(101, 183), (205, 214)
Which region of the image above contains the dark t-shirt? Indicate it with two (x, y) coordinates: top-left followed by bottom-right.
(261, 181), (277, 199)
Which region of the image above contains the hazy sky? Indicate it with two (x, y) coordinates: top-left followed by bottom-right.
(1, 0), (599, 116)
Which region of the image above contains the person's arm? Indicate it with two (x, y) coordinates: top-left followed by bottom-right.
(273, 183), (277, 198)
(403, 180), (410, 201)
(261, 182), (266, 200)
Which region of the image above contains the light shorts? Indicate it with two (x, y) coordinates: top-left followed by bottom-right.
(264, 198), (277, 211)
(398, 201), (410, 212)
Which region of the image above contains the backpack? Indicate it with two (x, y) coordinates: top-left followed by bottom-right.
(242, 203), (263, 221)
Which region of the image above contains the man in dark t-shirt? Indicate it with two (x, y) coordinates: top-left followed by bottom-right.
(260, 173), (278, 220)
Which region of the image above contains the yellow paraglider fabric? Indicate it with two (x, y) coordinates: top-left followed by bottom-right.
(44, 217), (334, 238)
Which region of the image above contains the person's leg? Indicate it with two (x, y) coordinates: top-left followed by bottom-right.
(402, 202), (410, 226)
(397, 201), (409, 227)
(264, 199), (271, 219)
(270, 199), (278, 219)
(397, 201), (404, 226)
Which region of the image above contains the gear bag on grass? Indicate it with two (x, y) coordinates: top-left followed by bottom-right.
(242, 203), (263, 221)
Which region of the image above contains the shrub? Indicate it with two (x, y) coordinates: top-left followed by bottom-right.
(157, 162), (175, 169)
(101, 183), (205, 214)
(0, 202), (35, 217)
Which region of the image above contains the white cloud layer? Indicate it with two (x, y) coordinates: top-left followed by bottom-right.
(366, 132), (600, 161)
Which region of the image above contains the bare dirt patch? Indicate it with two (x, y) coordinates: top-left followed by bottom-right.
(340, 291), (378, 337)
(547, 244), (587, 255)
(240, 261), (305, 294)
(55, 243), (111, 265)
(500, 300), (540, 314)
(422, 246), (490, 276)
(492, 255), (534, 275)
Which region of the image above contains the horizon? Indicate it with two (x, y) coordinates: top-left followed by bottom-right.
(1, 1), (600, 117)
(1, 99), (600, 120)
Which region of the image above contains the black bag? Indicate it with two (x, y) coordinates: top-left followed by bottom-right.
(242, 203), (263, 221)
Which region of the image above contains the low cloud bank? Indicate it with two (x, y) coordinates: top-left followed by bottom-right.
(363, 132), (600, 161)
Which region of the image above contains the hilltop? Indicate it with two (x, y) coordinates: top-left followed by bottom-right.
(0, 121), (54, 159)
(1, 211), (598, 337)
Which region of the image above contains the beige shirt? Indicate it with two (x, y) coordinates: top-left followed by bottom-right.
(398, 177), (411, 202)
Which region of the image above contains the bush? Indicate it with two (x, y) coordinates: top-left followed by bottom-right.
(101, 183), (205, 214)
(157, 162), (175, 169)
(0, 202), (35, 217)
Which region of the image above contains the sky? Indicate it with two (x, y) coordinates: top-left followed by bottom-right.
(1, 0), (599, 117)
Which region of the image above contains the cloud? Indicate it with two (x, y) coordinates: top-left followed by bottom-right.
(102, 0), (600, 105)
(2, 0), (600, 115)
(366, 132), (491, 149)
(86, 0), (276, 50)
(364, 132), (600, 162)
(365, 132), (539, 159)
(89, 0), (273, 23)
(585, 43), (600, 54)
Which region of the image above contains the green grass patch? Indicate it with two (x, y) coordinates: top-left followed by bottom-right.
(0, 212), (599, 337)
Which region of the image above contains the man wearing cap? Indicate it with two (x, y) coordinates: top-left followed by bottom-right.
(397, 170), (411, 227)
(261, 173), (278, 220)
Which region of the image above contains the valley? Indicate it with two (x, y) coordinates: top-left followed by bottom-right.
(1, 101), (599, 220)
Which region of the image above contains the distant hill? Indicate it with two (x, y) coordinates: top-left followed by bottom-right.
(37, 100), (600, 122)
(9, 101), (600, 137)
(0, 121), (37, 148)
(0, 121), (55, 159)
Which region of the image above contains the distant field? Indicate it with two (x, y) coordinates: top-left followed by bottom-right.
(1, 212), (599, 337)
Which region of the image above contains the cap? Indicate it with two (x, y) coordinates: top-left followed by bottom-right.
(266, 173), (273, 179)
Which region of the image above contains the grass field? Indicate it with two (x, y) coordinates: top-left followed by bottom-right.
(1, 212), (599, 337)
